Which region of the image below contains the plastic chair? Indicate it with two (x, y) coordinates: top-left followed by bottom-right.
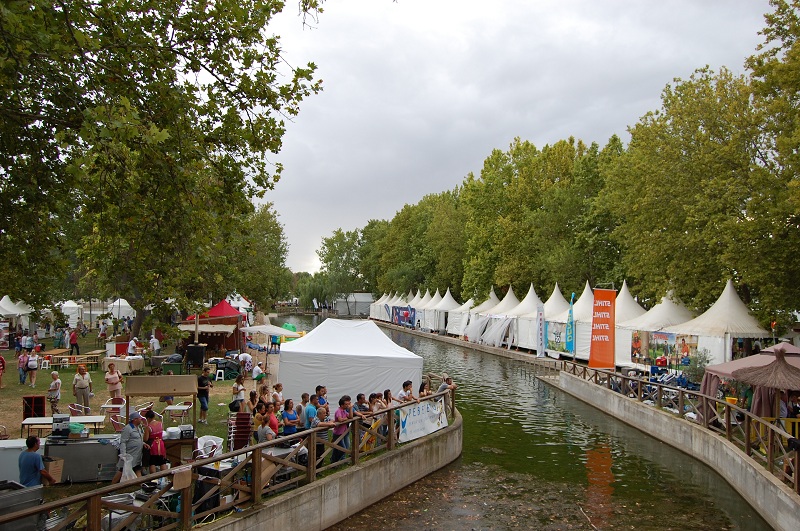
(169, 401), (193, 424)
(68, 403), (90, 416)
(103, 397), (126, 418)
(0, 425), (8, 440)
(40, 359), (51, 370)
(215, 369), (225, 381)
(110, 415), (126, 433)
(135, 401), (154, 414)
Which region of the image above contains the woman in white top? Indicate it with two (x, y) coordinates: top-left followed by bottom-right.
(26, 352), (39, 387)
(271, 382), (284, 404)
(47, 371), (62, 414)
(232, 374), (246, 412)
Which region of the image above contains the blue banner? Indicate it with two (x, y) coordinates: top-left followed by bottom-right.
(565, 292), (576, 355)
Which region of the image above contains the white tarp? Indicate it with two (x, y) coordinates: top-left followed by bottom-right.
(446, 298), (475, 336)
(279, 319), (423, 403)
(240, 324), (301, 338)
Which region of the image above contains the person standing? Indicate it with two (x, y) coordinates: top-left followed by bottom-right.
(127, 336), (138, 355)
(113, 411), (144, 483)
(68, 328), (80, 356)
(0, 352), (5, 389)
(19, 436), (55, 487)
(72, 365), (93, 410)
(149, 335), (161, 356)
(105, 362), (124, 398)
(143, 410), (168, 474)
(26, 350), (39, 387)
(231, 374), (246, 413)
(332, 396), (356, 462)
(47, 371), (62, 414)
(197, 366), (213, 424)
(17, 349), (28, 385)
(305, 394), (319, 429)
(310, 406), (335, 465)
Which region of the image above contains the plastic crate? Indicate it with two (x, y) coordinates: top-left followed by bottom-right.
(178, 425), (195, 439)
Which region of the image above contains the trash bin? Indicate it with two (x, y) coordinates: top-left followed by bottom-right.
(162, 362), (184, 375)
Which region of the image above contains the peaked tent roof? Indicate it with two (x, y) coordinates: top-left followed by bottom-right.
(1, 295), (31, 316)
(554, 281), (594, 323)
(107, 298), (135, 316)
(431, 288), (462, 311)
(189, 299), (242, 320)
(407, 290), (423, 308)
(615, 281), (647, 323)
(544, 283), (570, 318)
(416, 289), (433, 308)
(418, 289), (442, 310)
(482, 285), (521, 316)
(508, 284), (544, 317)
(664, 280), (769, 338)
(470, 287), (501, 314)
(618, 291), (694, 331)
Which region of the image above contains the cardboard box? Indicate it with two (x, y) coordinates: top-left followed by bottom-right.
(68, 431), (88, 439)
(43, 456), (64, 484)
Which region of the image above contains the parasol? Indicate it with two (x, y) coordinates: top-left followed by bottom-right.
(732, 344), (800, 420)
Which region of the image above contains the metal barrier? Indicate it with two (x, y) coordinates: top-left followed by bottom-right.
(532, 358), (800, 495)
(0, 389), (457, 530)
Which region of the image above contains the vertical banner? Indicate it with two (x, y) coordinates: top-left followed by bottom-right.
(565, 292), (576, 357)
(536, 304), (545, 357)
(589, 288), (616, 369)
(0, 320), (8, 349)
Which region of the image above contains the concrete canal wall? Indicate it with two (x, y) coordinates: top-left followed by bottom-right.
(205, 409), (462, 531)
(557, 371), (799, 531)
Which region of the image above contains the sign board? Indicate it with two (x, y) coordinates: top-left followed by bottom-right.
(398, 397), (448, 442)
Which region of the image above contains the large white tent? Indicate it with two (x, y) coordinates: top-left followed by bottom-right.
(424, 288), (462, 332)
(279, 319), (423, 402)
(370, 293), (389, 320)
(107, 298), (136, 319)
(0, 295), (26, 317)
(506, 285), (545, 351)
(664, 279), (769, 364)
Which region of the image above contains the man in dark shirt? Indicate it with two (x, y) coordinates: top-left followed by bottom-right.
(197, 366), (214, 424)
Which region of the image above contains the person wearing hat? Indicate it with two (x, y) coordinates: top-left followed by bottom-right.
(252, 360), (264, 384)
(197, 366), (214, 424)
(127, 336), (138, 355)
(113, 411), (144, 483)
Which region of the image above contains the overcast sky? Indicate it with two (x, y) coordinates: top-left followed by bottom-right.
(266, 0), (771, 273)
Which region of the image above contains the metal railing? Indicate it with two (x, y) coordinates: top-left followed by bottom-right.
(0, 389), (457, 530)
(532, 358), (800, 495)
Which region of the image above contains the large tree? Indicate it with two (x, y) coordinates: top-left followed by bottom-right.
(0, 1), (320, 332)
(318, 228), (363, 313)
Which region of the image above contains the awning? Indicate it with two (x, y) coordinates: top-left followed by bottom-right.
(177, 324), (236, 335)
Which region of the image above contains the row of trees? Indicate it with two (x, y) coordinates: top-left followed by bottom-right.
(0, 1), (318, 335)
(312, 1), (800, 330)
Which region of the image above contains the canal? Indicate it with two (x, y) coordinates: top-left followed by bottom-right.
(281, 315), (770, 530)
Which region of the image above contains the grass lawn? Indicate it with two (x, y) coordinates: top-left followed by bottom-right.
(0, 333), (273, 445)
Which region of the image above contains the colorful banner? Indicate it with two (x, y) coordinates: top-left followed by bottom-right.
(391, 306), (416, 328)
(589, 288), (616, 369)
(0, 320), (8, 349)
(398, 397), (449, 442)
(565, 292), (575, 355)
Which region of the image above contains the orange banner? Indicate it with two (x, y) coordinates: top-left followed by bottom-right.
(589, 288), (616, 369)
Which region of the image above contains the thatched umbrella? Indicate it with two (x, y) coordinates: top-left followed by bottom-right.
(732, 344), (800, 418)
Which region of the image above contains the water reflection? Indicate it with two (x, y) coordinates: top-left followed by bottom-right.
(280, 316), (770, 530)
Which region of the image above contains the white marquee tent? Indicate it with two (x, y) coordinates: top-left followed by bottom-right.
(60, 300), (83, 327)
(506, 285), (545, 351)
(424, 288), (462, 332)
(279, 319), (423, 402)
(107, 298), (136, 319)
(608, 281), (647, 367)
(446, 298), (475, 336)
(416, 289), (442, 330)
(664, 279), (769, 364)
(465, 287), (514, 343)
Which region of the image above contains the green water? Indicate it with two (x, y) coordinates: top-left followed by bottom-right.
(281, 315), (771, 530)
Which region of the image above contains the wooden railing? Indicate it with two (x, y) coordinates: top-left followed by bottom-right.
(0, 389), (457, 530)
(533, 358), (800, 495)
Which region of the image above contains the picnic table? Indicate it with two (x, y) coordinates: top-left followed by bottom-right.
(48, 351), (102, 371)
(101, 356), (145, 374)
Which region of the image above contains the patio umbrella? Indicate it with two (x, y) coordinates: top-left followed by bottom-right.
(732, 344), (800, 418)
